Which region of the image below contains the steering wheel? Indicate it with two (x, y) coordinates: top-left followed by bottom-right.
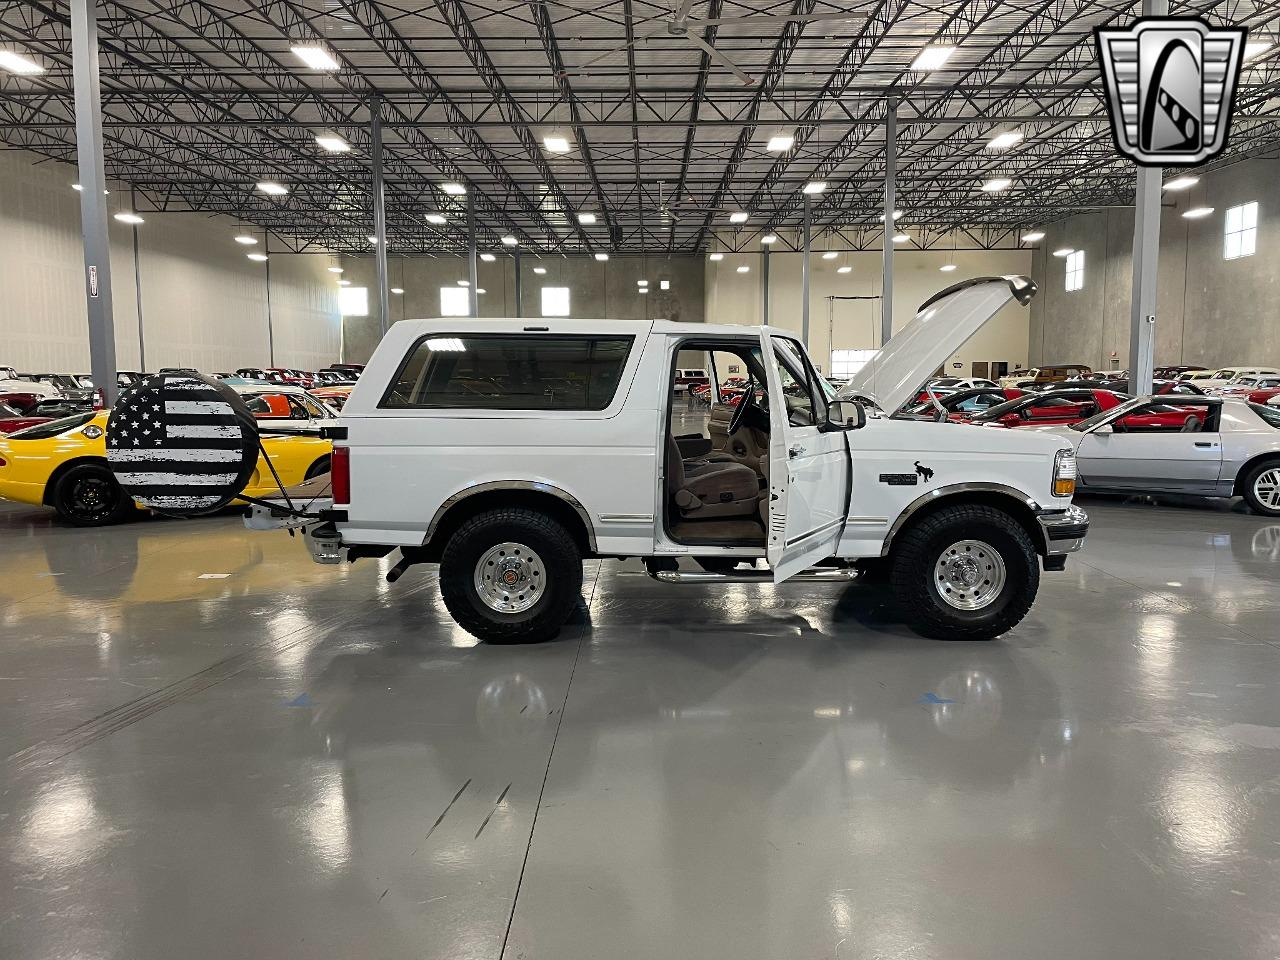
(728, 382), (756, 435)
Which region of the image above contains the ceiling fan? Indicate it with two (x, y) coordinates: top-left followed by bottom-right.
(549, 0), (866, 86)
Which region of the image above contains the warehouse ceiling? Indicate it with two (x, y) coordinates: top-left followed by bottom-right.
(0, 0), (1278, 255)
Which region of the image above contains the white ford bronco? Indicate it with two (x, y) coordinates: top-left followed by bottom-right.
(244, 276), (1086, 643)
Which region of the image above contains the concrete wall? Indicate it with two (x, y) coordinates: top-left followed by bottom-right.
(1029, 156), (1280, 371)
(705, 239), (1034, 377)
(338, 254), (707, 364)
(0, 149), (340, 374)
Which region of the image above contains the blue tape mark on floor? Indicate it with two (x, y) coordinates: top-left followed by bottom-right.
(286, 693), (313, 707)
(916, 692), (955, 705)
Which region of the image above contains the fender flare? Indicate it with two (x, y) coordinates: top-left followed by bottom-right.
(425, 480), (598, 553)
(880, 482), (1043, 556)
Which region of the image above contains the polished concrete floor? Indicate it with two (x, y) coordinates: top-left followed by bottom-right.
(2, 494), (1279, 960)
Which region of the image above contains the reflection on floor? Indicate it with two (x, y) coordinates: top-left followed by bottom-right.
(1, 494), (1279, 959)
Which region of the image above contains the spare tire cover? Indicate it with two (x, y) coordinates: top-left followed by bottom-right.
(105, 372), (260, 514)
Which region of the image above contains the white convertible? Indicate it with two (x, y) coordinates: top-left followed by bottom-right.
(1033, 394), (1280, 516)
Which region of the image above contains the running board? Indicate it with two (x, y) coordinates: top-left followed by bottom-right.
(648, 568), (859, 584)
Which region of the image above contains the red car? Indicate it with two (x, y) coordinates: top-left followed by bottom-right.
(962, 389), (1208, 430)
(0, 391), (42, 413)
(0, 400), (50, 435)
(901, 387), (1024, 419)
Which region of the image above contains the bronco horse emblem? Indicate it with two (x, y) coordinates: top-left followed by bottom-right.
(914, 461), (934, 483)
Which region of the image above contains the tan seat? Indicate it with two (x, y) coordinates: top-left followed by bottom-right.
(667, 436), (761, 520)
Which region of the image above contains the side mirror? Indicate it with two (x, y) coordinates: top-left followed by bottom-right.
(825, 400), (866, 431)
(1089, 423), (1113, 435)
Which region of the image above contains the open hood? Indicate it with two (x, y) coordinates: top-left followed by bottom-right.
(840, 276), (1036, 413)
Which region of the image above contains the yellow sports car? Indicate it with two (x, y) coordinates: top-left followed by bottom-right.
(0, 409), (332, 526)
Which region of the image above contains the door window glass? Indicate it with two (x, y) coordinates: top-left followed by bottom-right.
(770, 338), (817, 427)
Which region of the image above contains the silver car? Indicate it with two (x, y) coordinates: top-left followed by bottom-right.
(1035, 395), (1280, 516)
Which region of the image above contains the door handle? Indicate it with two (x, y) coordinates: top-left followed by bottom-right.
(788, 444), (806, 459)
(1194, 441), (1214, 448)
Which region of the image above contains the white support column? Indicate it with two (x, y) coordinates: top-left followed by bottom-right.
(801, 199), (811, 348)
(466, 193), (479, 316)
(370, 96), (391, 336)
(71, 0), (117, 405)
(881, 98), (897, 347)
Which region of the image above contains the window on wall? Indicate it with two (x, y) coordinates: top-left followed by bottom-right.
(1065, 250), (1084, 291)
(829, 349), (878, 380)
(1224, 201), (1257, 260)
(541, 286), (570, 317)
(440, 286), (470, 317)
(339, 286), (369, 316)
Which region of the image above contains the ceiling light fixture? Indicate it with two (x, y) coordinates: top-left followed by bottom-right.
(578, 212), (597, 224)
(1162, 175), (1199, 191)
(910, 44), (955, 71)
(390, 287), (404, 295)
(1182, 206), (1214, 219)
(594, 252), (609, 261)
(247, 253), (269, 262)
(337, 279), (351, 286)
(761, 234), (777, 244)
(1244, 41), (1272, 61)
(802, 181), (827, 195)
(327, 266), (343, 274)
(877, 210), (903, 221)
(425, 213), (447, 225)
(291, 44), (340, 71)
(314, 133), (350, 153)
(533, 266), (547, 275)
(114, 212), (144, 225)
(234, 234), (258, 245)
(822, 250), (839, 260)
(892, 233), (910, 243)
(256, 181), (288, 196)
(0, 50), (45, 75)
(729, 211), (749, 224)
(981, 178), (1012, 192)
(440, 182), (466, 195)
(985, 130), (1023, 150)
(480, 253), (496, 262)
(501, 235), (518, 246)
(457, 279), (470, 286)
(543, 134), (571, 153)
(940, 263), (957, 272)
(660, 280), (670, 290)
(637, 279), (648, 286)
(766, 133), (795, 152)
(1052, 247), (1075, 257)
(367, 236), (379, 244)
(836, 265), (852, 274)
(709, 252), (724, 261)
(736, 265), (750, 273)
(1021, 230), (1045, 242)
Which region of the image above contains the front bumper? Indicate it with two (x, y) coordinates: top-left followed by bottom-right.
(1038, 504), (1089, 557)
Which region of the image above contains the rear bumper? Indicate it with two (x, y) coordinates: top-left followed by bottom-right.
(1037, 504), (1088, 556)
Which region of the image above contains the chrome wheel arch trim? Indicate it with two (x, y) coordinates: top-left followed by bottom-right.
(880, 482), (1044, 557)
(425, 479), (598, 552)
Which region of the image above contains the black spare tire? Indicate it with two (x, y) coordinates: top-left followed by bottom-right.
(105, 372), (259, 515)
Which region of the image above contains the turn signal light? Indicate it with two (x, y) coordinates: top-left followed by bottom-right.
(1054, 478), (1075, 497)
(331, 446), (350, 504)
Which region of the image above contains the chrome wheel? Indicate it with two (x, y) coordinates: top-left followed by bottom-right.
(473, 542), (545, 615)
(1252, 468), (1280, 511)
(934, 539), (1006, 611)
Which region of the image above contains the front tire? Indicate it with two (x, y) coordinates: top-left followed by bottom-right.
(1241, 459), (1280, 517)
(52, 463), (134, 527)
(889, 504), (1039, 640)
(439, 508), (583, 644)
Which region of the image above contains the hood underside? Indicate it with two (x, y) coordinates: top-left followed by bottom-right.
(841, 276), (1037, 413)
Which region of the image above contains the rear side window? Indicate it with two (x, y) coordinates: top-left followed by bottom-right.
(383, 335), (633, 410)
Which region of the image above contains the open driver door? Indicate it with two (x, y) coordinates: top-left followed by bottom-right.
(760, 330), (856, 582)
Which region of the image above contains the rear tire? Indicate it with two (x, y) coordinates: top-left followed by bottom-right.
(52, 463), (134, 527)
(439, 507), (583, 644)
(889, 504), (1039, 640)
(1242, 459), (1280, 517)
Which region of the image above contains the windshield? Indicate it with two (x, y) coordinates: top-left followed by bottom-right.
(6, 412), (96, 439)
(1250, 402), (1280, 429)
(1070, 397), (1145, 432)
(969, 393), (1091, 422)
(0, 402), (20, 418)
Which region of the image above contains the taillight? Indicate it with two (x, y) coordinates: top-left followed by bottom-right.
(331, 446), (350, 504)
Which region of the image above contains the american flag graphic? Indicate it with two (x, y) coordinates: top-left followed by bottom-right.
(106, 374), (257, 514)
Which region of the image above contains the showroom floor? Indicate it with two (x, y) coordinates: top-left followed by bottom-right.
(2, 497), (1279, 960)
